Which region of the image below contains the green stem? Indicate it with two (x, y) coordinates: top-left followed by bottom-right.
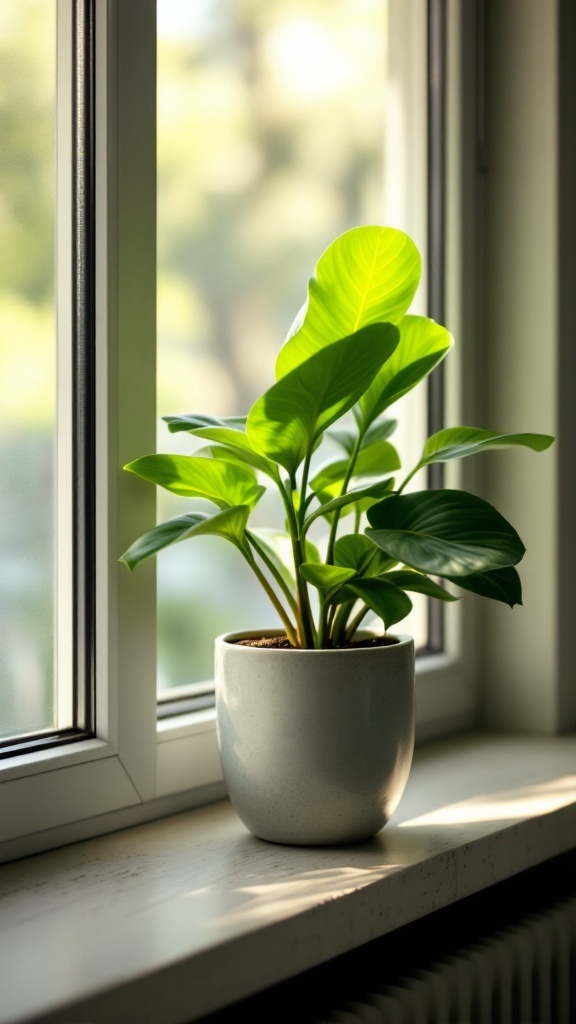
(242, 544), (299, 647)
(345, 603), (370, 643)
(330, 599), (356, 645)
(246, 533), (297, 615)
(325, 430), (364, 565)
(278, 475), (316, 647)
(316, 596), (328, 648)
(397, 461), (423, 494)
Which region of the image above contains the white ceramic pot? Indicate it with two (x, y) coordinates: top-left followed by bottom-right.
(215, 630), (415, 846)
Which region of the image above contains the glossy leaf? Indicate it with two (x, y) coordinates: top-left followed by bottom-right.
(191, 427), (279, 477)
(119, 506), (250, 572)
(247, 323), (399, 474)
(359, 315), (452, 427)
(163, 413), (246, 433)
(311, 440), (400, 495)
(334, 534), (396, 576)
(366, 489), (525, 577)
(301, 563), (356, 593)
(330, 577), (413, 630)
(276, 226), (420, 377)
(445, 566), (523, 607)
(419, 427), (555, 466)
(383, 570), (458, 601)
(124, 454), (265, 509)
(304, 478), (395, 531)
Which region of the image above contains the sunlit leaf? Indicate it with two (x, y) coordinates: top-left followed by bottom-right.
(445, 566), (523, 607)
(359, 315), (452, 427)
(366, 490), (525, 577)
(191, 427), (279, 477)
(119, 506), (250, 572)
(247, 323), (399, 475)
(419, 427), (555, 467)
(311, 440), (400, 496)
(304, 478), (395, 531)
(276, 226), (420, 376)
(163, 413), (246, 433)
(330, 577), (413, 631)
(124, 454), (265, 509)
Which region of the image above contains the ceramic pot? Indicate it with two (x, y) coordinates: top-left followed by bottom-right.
(215, 630), (415, 846)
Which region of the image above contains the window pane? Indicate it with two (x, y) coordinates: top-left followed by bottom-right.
(157, 0), (427, 690)
(0, 1), (57, 739)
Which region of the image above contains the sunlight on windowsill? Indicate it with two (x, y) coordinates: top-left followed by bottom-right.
(398, 775), (576, 828)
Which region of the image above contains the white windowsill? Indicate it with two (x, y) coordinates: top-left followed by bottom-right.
(1, 730), (575, 1024)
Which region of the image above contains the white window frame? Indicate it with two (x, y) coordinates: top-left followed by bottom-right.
(3, 0), (571, 865)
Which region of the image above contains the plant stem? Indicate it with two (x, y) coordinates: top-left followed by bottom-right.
(241, 544), (299, 647)
(246, 532), (298, 615)
(397, 461), (422, 494)
(330, 599), (356, 645)
(345, 603), (370, 643)
(278, 475), (316, 647)
(325, 430), (364, 566)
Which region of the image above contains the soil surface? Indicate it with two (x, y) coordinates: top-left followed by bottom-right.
(234, 635), (399, 650)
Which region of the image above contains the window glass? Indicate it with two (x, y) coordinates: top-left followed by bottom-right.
(157, 0), (427, 690)
(0, 1), (57, 740)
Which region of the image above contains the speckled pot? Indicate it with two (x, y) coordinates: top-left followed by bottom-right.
(215, 630), (415, 846)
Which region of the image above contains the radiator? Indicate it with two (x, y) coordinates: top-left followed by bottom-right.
(313, 895), (576, 1024)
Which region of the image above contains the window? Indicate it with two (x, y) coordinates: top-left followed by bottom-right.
(4, 0), (569, 864)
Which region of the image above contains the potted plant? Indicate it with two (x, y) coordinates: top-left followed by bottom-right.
(120, 226), (553, 846)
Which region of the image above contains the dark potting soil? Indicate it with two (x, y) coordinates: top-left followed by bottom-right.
(234, 635), (399, 650)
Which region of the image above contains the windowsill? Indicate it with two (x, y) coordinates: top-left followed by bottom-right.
(1, 730), (575, 1024)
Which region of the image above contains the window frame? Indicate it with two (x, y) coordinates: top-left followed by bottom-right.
(0, 0), (521, 863)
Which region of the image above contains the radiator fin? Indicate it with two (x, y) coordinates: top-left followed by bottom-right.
(313, 895), (576, 1024)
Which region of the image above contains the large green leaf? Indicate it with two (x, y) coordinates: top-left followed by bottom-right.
(276, 226), (420, 377)
(247, 323), (399, 475)
(366, 489), (525, 577)
(334, 534), (396, 576)
(124, 454), (265, 509)
(191, 427), (279, 477)
(311, 440), (400, 496)
(419, 427), (555, 467)
(445, 566), (523, 607)
(359, 315), (452, 427)
(330, 577), (413, 631)
(119, 506), (250, 572)
(304, 478), (395, 531)
(383, 570), (458, 601)
(163, 413), (246, 433)
(301, 563), (357, 595)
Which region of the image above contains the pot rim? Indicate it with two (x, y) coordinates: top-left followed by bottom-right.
(216, 628), (414, 652)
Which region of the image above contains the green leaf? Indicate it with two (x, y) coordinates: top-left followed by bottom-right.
(276, 226), (420, 377)
(119, 506), (250, 572)
(163, 413), (246, 433)
(304, 478), (395, 531)
(366, 489), (525, 577)
(331, 577), (413, 631)
(445, 566), (523, 607)
(192, 427), (279, 477)
(247, 323), (399, 475)
(362, 417), (398, 448)
(334, 534), (396, 575)
(383, 570), (458, 601)
(301, 563), (357, 594)
(359, 315), (452, 427)
(419, 427), (555, 467)
(124, 454), (265, 510)
(311, 440), (400, 496)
